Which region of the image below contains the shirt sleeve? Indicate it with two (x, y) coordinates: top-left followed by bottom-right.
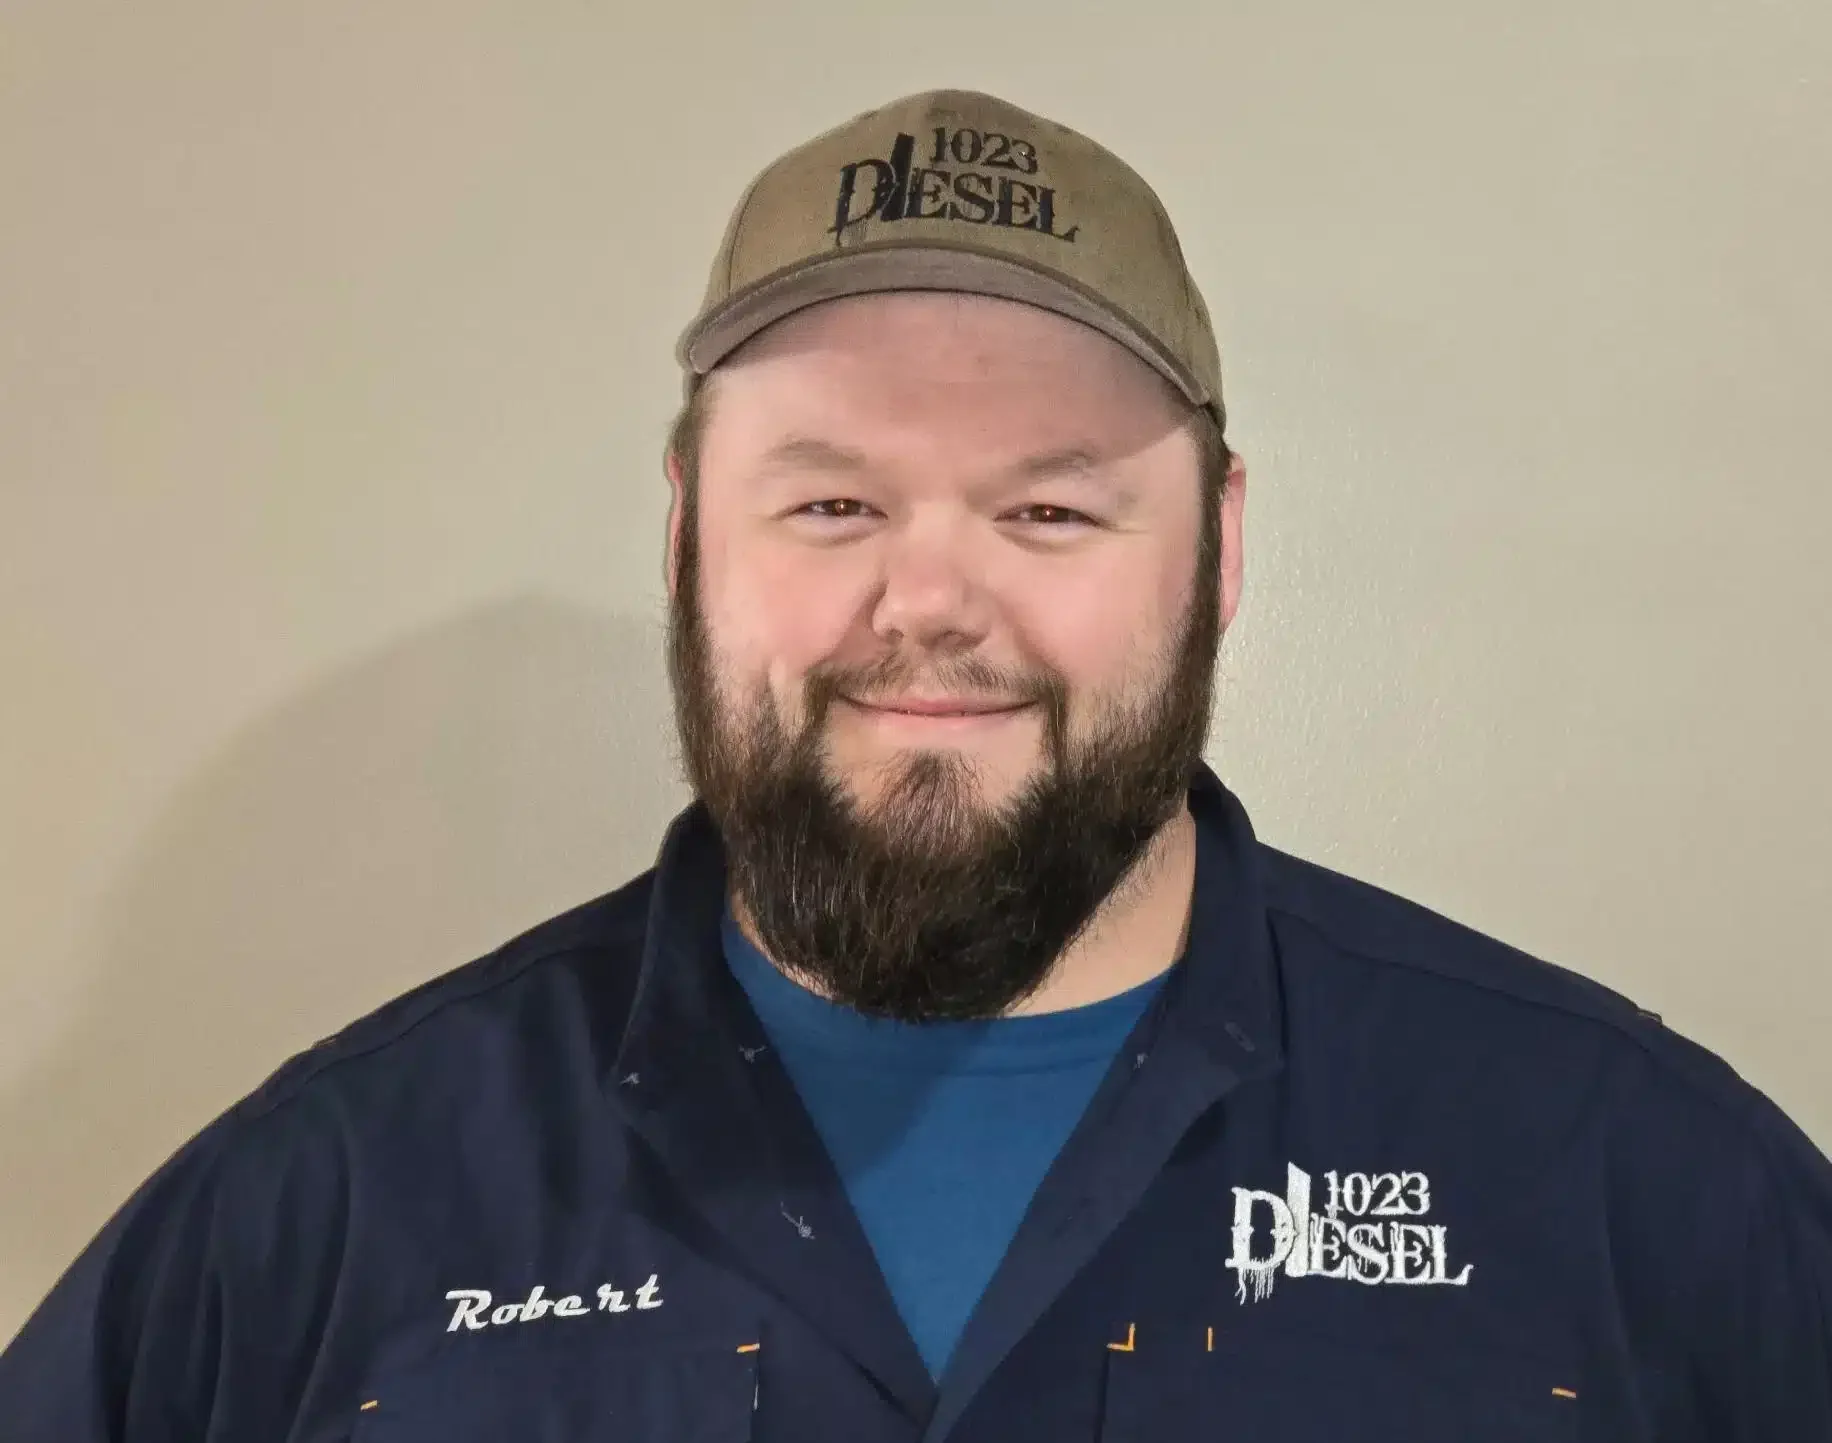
(2, 1070), (361, 1443)
(1713, 1092), (1832, 1439)
(0, 1125), (231, 1443)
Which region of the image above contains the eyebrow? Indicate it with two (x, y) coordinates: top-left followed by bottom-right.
(754, 436), (1115, 484)
(755, 435), (871, 475)
(1014, 446), (1104, 482)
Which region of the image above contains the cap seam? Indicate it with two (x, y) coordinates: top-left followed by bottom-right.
(722, 173), (766, 299)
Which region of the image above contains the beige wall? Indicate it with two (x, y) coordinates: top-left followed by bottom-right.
(3, 0), (1828, 1342)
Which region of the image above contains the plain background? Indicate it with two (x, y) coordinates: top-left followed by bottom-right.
(3, 0), (1828, 1344)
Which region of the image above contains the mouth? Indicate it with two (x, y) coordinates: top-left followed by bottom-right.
(838, 696), (1034, 726)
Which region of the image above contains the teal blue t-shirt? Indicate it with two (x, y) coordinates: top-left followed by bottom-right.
(722, 912), (1166, 1378)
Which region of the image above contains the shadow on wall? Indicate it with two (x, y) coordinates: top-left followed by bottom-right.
(0, 595), (688, 1340)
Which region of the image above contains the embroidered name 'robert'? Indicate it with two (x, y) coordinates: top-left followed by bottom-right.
(443, 1277), (663, 1332)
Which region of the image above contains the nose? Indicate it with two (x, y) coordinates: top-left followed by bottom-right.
(869, 518), (992, 653)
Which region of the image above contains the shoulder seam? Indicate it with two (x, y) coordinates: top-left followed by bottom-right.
(1268, 895), (1636, 1029)
(1264, 894), (1762, 1137)
(230, 927), (639, 1128)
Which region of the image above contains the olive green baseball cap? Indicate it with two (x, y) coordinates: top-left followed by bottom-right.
(677, 88), (1225, 427)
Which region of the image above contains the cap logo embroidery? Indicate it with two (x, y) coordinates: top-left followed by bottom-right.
(1227, 1165), (1474, 1304)
(830, 128), (1080, 245)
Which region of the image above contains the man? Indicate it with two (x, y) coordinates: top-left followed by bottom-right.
(2, 87), (1828, 1442)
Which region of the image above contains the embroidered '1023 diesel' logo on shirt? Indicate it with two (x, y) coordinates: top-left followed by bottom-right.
(1228, 1164), (1474, 1304)
(831, 126), (1080, 244)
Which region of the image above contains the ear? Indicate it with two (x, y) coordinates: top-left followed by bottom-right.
(1218, 451), (1247, 631)
(663, 448), (686, 603)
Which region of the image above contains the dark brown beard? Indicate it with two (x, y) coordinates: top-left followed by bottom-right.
(667, 492), (1221, 1022)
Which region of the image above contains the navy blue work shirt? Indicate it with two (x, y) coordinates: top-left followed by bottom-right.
(3, 763), (1829, 1440)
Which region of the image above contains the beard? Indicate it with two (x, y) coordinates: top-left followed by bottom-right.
(667, 498), (1222, 1023)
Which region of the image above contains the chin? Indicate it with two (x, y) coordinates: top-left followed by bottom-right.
(835, 747), (1038, 816)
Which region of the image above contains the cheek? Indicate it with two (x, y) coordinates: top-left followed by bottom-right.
(698, 539), (861, 696)
(1016, 553), (1189, 695)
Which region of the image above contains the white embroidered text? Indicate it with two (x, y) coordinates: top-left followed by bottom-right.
(1227, 1165), (1473, 1304)
(444, 1276), (664, 1331)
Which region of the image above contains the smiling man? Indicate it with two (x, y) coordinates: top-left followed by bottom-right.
(670, 287), (1231, 1024)
(3, 88), (1829, 1443)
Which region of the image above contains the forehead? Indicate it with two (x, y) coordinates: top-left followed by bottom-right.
(699, 292), (1190, 470)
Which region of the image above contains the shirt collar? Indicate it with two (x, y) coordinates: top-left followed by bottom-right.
(609, 760), (1285, 1094)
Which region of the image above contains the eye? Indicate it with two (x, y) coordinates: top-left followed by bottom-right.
(796, 498), (877, 519)
(1008, 503), (1096, 526)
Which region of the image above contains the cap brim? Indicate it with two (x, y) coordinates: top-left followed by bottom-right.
(677, 242), (1208, 407)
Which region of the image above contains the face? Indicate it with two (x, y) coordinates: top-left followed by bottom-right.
(667, 291), (1246, 1021)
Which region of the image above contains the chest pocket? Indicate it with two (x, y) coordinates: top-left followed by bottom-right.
(349, 1329), (758, 1443)
(1102, 1326), (1578, 1443)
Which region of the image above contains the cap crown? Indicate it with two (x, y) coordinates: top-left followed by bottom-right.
(679, 89), (1223, 421)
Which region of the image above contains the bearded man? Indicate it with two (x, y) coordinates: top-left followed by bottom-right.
(5, 88), (1829, 1443)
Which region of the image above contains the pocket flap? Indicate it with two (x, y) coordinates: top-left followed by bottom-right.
(1103, 1327), (1577, 1443)
(352, 1331), (759, 1443)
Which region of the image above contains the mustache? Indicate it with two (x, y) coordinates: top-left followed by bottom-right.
(803, 654), (1061, 716)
